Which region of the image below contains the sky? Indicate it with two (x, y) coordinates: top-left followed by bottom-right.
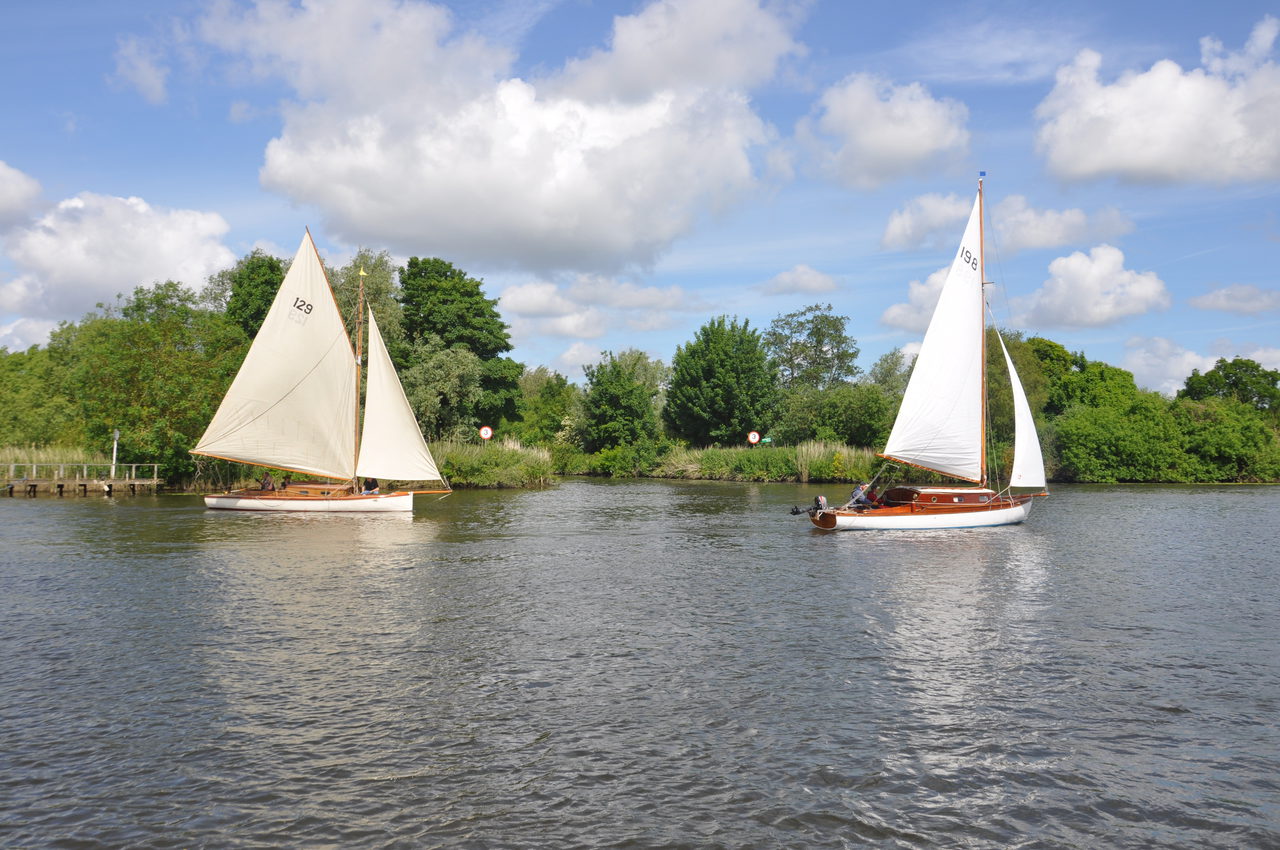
(1, 0), (1278, 393)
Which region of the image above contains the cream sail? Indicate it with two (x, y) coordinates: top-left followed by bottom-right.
(193, 231), (449, 512)
(797, 177), (1048, 531)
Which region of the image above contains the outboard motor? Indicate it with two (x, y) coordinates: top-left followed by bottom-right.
(789, 494), (829, 516)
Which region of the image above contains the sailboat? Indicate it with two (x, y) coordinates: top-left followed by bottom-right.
(192, 230), (450, 512)
(800, 176), (1047, 530)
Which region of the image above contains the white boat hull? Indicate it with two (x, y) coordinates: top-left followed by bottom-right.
(204, 491), (414, 512)
(814, 499), (1032, 530)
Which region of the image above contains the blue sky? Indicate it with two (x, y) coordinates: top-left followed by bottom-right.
(2, 0), (1277, 392)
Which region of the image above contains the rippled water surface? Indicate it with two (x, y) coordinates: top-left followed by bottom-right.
(2, 481), (1278, 848)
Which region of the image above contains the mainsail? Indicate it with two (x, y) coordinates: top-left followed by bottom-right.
(880, 193), (986, 482)
(356, 309), (442, 482)
(192, 231), (357, 480)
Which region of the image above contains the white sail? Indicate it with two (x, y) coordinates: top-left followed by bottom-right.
(996, 331), (1047, 490)
(193, 231), (357, 480)
(881, 193), (986, 482)
(356, 309), (442, 483)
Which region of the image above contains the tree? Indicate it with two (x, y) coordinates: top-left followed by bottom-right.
(581, 352), (661, 452)
(1179, 357), (1280, 415)
(46, 282), (248, 479)
(0, 344), (80, 447)
(397, 257), (522, 425)
(664, 316), (778, 446)
(505, 367), (582, 446)
(332, 248), (406, 363)
(218, 249), (286, 338)
(763, 303), (860, 390)
(398, 334), (485, 441)
(866, 347), (911, 400)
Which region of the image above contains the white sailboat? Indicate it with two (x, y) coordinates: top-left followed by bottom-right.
(801, 177), (1047, 530)
(192, 230), (450, 512)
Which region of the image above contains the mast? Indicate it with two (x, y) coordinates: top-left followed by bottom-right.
(978, 173), (988, 488)
(354, 264), (367, 481)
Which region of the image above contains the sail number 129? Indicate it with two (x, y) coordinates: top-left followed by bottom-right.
(293, 297), (314, 314)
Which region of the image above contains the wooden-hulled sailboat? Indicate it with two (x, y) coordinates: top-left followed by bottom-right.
(800, 177), (1047, 530)
(192, 230), (450, 511)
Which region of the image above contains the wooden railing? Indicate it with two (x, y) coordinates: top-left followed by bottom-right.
(4, 463), (162, 497)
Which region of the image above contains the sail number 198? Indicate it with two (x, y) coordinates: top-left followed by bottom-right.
(959, 247), (978, 271)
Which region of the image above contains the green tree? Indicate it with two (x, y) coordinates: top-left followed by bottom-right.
(332, 248), (406, 362)
(581, 352), (661, 453)
(763, 303), (860, 390)
(506, 366), (582, 446)
(0, 345), (79, 447)
(1053, 392), (1186, 483)
(47, 282), (248, 479)
(1171, 395), (1280, 481)
(218, 249), (286, 338)
(866, 347), (911, 399)
(398, 334), (485, 441)
(1179, 357), (1280, 415)
(664, 316), (778, 446)
(397, 257), (522, 425)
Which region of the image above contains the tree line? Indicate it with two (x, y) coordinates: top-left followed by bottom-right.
(1, 248), (1277, 485)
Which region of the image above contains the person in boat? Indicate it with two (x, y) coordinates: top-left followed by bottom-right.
(259, 471), (275, 491)
(849, 482), (873, 507)
(362, 477), (379, 495)
(280, 474), (290, 490)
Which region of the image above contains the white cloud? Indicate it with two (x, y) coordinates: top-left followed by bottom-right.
(881, 193), (970, 250)
(993, 195), (1132, 253)
(1239, 345), (1280, 370)
(0, 161), (42, 230)
(1188, 283), (1280, 314)
(0, 316), (58, 352)
(500, 273), (691, 341)
(555, 0), (803, 102)
(112, 35), (170, 105)
(760, 264), (836, 295)
(555, 341), (603, 378)
(880, 265), (948, 332)
(1035, 16), (1280, 182)
(1122, 336), (1217, 395)
(198, 0), (789, 274)
(886, 19), (1087, 85)
(499, 281), (577, 317)
(1015, 244), (1170, 327)
(2, 193), (234, 319)
(798, 73), (969, 189)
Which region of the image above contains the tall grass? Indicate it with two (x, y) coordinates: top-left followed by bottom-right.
(0, 445), (111, 464)
(646, 442), (879, 483)
(435, 439), (554, 488)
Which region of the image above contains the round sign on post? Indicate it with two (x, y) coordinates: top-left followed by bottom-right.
(479, 425), (494, 441)
(747, 431), (760, 445)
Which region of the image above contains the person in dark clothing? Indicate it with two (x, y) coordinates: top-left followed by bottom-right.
(362, 477), (379, 495)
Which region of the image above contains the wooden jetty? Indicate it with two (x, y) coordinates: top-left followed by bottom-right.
(4, 463), (162, 497)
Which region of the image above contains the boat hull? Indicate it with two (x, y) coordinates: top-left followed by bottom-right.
(204, 491), (414, 512)
(809, 497), (1034, 531)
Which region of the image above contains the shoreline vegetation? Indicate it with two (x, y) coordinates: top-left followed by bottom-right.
(3, 256), (1277, 490)
(6, 441), (1277, 492)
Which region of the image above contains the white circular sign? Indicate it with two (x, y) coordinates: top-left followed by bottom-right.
(747, 431), (760, 444)
(479, 425), (494, 440)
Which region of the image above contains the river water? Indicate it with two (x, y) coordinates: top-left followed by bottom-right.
(2, 480), (1277, 848)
